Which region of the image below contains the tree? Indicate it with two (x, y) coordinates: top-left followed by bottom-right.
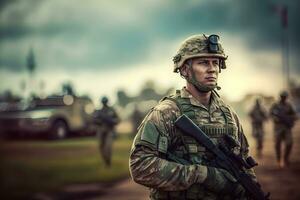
(62, 82), (75, 96)
(27, 48), (36, 75)
(25, 48), (37, 99)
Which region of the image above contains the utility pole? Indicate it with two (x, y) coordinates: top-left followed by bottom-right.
(281, 5), (289, 89)
(273, 4), (289, 89)
(26, 47), (36, 99)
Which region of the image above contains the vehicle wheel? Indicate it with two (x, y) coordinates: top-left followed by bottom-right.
(50, 121), (68, 140)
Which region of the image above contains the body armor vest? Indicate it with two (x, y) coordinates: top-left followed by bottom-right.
(150, 91), (239, 200)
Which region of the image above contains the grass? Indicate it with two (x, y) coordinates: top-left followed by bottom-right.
(0, 135), (133, 199)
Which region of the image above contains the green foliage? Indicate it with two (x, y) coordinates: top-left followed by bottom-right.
(0, 136), (132, 199)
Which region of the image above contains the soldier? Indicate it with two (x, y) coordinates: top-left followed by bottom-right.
(129, 34), (257, 199)
(248, 98), (268, 158)
(131, 104), (144, 137)
(270, 91), (297, 168)
(94, 96), (119, 167)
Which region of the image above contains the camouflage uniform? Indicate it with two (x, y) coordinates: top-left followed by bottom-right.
(248, 100), (267, 157)
(270, 95), (297, 166)
(94, 101), (119, 167)
(130, 34), (256, 199)
(130, 88), (255, 200)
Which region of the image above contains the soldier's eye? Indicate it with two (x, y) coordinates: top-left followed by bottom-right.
(213, 61), (219, 65)
(198, 61), (208, 65)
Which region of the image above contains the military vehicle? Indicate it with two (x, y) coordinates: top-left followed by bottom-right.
(0, 95), (95, 139)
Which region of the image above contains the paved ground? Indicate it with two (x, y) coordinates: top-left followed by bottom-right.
(251, 121), (300, 200)
(89, 179), (148, 200)
(34, 178), (148, 200)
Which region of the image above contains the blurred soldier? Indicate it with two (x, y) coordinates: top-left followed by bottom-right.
(270, 91), (297, 168)
(248, 98), (268, 158)
(94, 96), (120, 167)
(129, 34), (257, 199)
(131, 104), (144, 137)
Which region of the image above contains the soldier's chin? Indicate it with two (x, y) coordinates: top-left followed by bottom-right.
(205, 82), (217, 87)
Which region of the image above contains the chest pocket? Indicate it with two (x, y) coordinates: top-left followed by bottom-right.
(178, 124), (238, 165)
(183, 135), (206, 164)
(163, 95), (241, 164)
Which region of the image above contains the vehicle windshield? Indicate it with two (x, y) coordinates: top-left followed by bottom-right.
(28, 97), (66, 109)
(0, 102), (27, 112)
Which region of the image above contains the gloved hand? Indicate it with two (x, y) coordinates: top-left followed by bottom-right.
(203, 166), (246, 198)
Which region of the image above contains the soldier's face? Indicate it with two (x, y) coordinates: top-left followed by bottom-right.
(280, 96), (287, 102)
(190, 57), (219, 86)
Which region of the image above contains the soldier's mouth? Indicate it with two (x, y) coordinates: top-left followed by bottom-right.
(205, 77), (216, 81)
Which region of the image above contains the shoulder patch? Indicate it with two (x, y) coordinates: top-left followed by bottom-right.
(155, 99), (179, 112)
(141, 121), (160, 145)
(158, 136), (168, 154)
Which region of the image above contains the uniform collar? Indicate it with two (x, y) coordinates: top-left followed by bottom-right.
(180, 87), (221, 112)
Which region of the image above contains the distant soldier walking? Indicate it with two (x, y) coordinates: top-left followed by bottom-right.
(248, 98), (267, 158)
(270, 91), (297, 168)
(94, 96), (120, 167)
(131, 104), (144, 137)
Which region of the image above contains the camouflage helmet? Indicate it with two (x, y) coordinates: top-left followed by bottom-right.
(101, 96), (109, 104)
(173, 34), (227, 73)
(280, 91), (288, 98)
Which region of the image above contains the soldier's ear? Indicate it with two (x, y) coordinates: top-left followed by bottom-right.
(180, 64), (189, 78)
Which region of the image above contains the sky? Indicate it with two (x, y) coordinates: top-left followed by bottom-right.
(0, 0), (299, 103)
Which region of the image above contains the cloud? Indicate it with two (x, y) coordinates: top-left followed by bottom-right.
(0, 0), (299, 75)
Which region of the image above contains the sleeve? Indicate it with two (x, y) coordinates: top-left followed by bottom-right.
(262, 107), (268, 120)
(270, 104), (279, 121)
(288, 103), (298, 121)
(112, 108), (120, 124)
(232, 111), (257, 181)
(248, 108), (254, 119)
(92, 110), (102, 124)
(129, 101), (208, 191)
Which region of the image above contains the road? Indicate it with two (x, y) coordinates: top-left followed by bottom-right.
(251, 121), (300, 200)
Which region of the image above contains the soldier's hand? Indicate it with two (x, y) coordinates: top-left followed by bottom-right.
(203, 166), (246, 197)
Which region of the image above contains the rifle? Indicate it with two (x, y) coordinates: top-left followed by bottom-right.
(93, 110), (118, 126)
(174, 114), (270, 200)
(272, 109), (294, 128)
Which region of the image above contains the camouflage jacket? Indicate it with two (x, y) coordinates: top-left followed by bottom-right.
(93, 105), (119, 129)
(248, 105), (267, 125)
(129, 88), (255, 200)
(270, 101), (297, 129)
